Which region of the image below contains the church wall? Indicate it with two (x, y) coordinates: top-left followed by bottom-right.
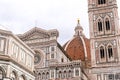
(8, 36), (34, 71)
(0, 61), (35, 80)
(56, 47), (70, 63)
(0, 30), (35, 80)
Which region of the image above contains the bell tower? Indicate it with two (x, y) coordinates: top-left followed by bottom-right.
(88, 0), (120, 80)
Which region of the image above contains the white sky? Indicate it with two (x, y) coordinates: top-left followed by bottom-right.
(0, 0), (120, 45)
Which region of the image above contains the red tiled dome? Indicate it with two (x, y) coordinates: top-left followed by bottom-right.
(63, 20), (91, 61)
(64, 36), (91, 61)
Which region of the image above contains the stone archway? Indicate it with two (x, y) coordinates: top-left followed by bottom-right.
(10, 71), (18, 80)
(0, 66), (6, 79)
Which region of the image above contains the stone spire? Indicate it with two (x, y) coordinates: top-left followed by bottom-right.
(74, 19), (84, 37)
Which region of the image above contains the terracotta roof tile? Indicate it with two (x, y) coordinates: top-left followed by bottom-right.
(64, 36), (91, 61)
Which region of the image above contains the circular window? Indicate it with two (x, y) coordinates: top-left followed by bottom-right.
(34, 53), (41, 64)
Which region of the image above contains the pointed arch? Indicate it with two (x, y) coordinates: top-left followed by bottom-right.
(104, 15), (111, 31)
(68, 70), (72, 77)
(19, 75), (26, 80)
(63, 70), (67, 78)
(98, 44), (107, 63)
(58, 71), (62, 78)
(99, 45), (105, 59)
(46, 72), (49, 79)
(105, 19), (110, 30)
(10, 70), (18, 80)
(98, 0), (101, 4)
(98, 0), (106, 4)
(38, 73), (41, 79)
(97, 17), (103, 32)
(107, 44), (113, 59)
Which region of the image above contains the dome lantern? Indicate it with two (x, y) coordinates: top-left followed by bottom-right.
(74, 19), (84, 37)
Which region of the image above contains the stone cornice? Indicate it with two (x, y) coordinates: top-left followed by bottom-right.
(0, 30), (35, 55)
(0, 55), (35, 76)
(17, 27), (59, 40)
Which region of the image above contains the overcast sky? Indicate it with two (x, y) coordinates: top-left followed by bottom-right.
(0, 0), (120, 45)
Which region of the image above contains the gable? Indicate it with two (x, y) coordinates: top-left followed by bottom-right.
(18, 27), (50, 41)
(27, 32), (50, 40)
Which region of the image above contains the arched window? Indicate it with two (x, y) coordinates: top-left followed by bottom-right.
(100, 46), (105, 59)
(46, 72), (49, 79)
(38, 73), (41, 79)
(108, 46), (113, 58)
(98, 0), (101, 4)
(42, 73), (45, 79)
(105, 18), (110, 31)
(19, 75), (26, 80)
(10, 71), (17, 80)
(98, 0), (106, 5)
(68, 70), (72, 78)
(98, 20), (103, 32)
(63, 71), (67, 78)
(58, 71), (62, 78)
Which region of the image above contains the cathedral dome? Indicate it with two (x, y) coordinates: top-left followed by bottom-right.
(63, 20), (91, 61)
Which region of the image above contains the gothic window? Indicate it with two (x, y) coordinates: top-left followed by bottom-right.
(98, 0), (101, 4)
(108, 46), (113, 58)
(19, 75), (26, 80)
(38, 73), (41, 79)
(46, 72), (49, 79)
(63, 71), (67, 78)
(58, 71), (62, 78)
(75, 69), (79, 76)
(68, 70), (72, 77)
(105, 18), (110, 31)
(98, 20), (103, 32)
(100, 46), (105, 59)
(98, 0), (106, 5)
